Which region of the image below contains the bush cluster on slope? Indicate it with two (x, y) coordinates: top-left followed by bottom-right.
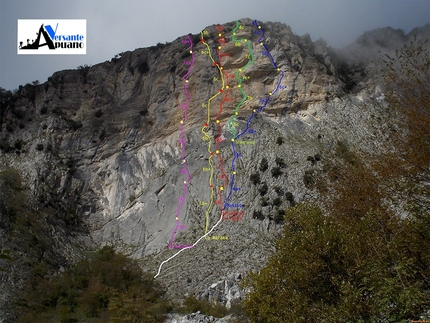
(244, 202), (429, 322)
(16, 246), (170, 323)
(243, 36), (430, 323)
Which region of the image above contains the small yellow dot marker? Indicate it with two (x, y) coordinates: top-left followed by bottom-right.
(216, 150), (219, 154)
(216, 120), (220, 123)
(244, 39), (247, 42)
(235, 112), (238, 115)
(218, 33), (222, 37)
(184, 181), (187, 184)
(220, 67), (223, 70)
(231, 139), (235, 142)
(182, 159), (186, 163)
(269, 92), (272, 96)
(238, 84), (241, 88)
(190, 50), (193, 53)
(277, 68), (281, 71)
(220, 187), (224, 190)
(260, 42), (263, 46)
(239, 68), (242, 72)
(233, 32), (236, 36)
(253, 109), (257, 112)
(185, 80), (189, 83)
(226, 85), (229, 89)
(258, 26), (261, 29)
(176, 217), (179, 220)
(180, 120), (183, 124)
(233, 171), (236, 175)
(218, 46), (221, 49)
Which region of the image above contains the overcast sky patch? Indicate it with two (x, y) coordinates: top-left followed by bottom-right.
(0, 0), (428, 90)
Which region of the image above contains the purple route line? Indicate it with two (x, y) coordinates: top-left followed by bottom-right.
(169, 34), (195, 247)
(224, 20), (286, 210)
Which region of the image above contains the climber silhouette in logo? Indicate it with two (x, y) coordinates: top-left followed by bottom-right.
(20, 24), (55, 50)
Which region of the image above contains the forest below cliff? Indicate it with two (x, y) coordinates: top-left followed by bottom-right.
(0, 21), (429, 322)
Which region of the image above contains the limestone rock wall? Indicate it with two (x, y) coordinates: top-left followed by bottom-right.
(0, 18), (404, 319)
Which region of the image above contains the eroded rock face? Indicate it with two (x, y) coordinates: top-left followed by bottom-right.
(0, 18), (420, 320)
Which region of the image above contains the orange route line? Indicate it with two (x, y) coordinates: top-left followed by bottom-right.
(200, 29), (224, 234)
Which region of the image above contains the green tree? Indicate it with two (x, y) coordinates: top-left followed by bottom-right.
(243, 38), (430, 323)
(0, 87), (14, 125)
(250, 173), (261, 185)
(0, 168), (26, 230)
(243, 203), (430, 322)
(271, 166), (282, 178)
(259, 158), (269, 172)
(382, 36), (430, 173)
(16, 246), (169, 323)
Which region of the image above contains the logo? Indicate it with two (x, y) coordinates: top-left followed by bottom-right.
(17, 19), (86, 55)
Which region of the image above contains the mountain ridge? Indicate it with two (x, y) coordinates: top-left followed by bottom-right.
(0, 18), (428, 322)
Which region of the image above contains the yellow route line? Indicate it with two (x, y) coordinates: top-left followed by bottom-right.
(200, 30), (225, 234)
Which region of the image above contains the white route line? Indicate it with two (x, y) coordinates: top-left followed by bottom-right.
(154, 215), (223, 278)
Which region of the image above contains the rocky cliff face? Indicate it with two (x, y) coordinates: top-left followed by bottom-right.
(0, 18), (426, 321)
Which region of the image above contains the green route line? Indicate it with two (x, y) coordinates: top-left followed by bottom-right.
(154, 21), (261, 279)
(154, 28), (227, 279)
(200, 30), (225, 234)
(227, 21), (255, 138)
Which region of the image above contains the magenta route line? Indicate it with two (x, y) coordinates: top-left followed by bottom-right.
(155, 21), (289, 278)
(169, 34), (195, 247)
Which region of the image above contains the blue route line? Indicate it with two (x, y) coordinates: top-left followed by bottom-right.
(223, 20), (286, 210)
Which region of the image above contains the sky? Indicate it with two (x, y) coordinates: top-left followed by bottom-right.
(0, 0), (429, 91)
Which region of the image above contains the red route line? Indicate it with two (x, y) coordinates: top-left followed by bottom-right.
(221, 211), (244, 221)
(208, 22), (253, 218)
(154, 23), (248, 278)
(213, 24), (232, 209)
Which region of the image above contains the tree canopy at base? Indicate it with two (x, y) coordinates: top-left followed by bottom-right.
(243, 203), (429, 323)
(16, 246), (170, 323)
(243, 37), (430, 323)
